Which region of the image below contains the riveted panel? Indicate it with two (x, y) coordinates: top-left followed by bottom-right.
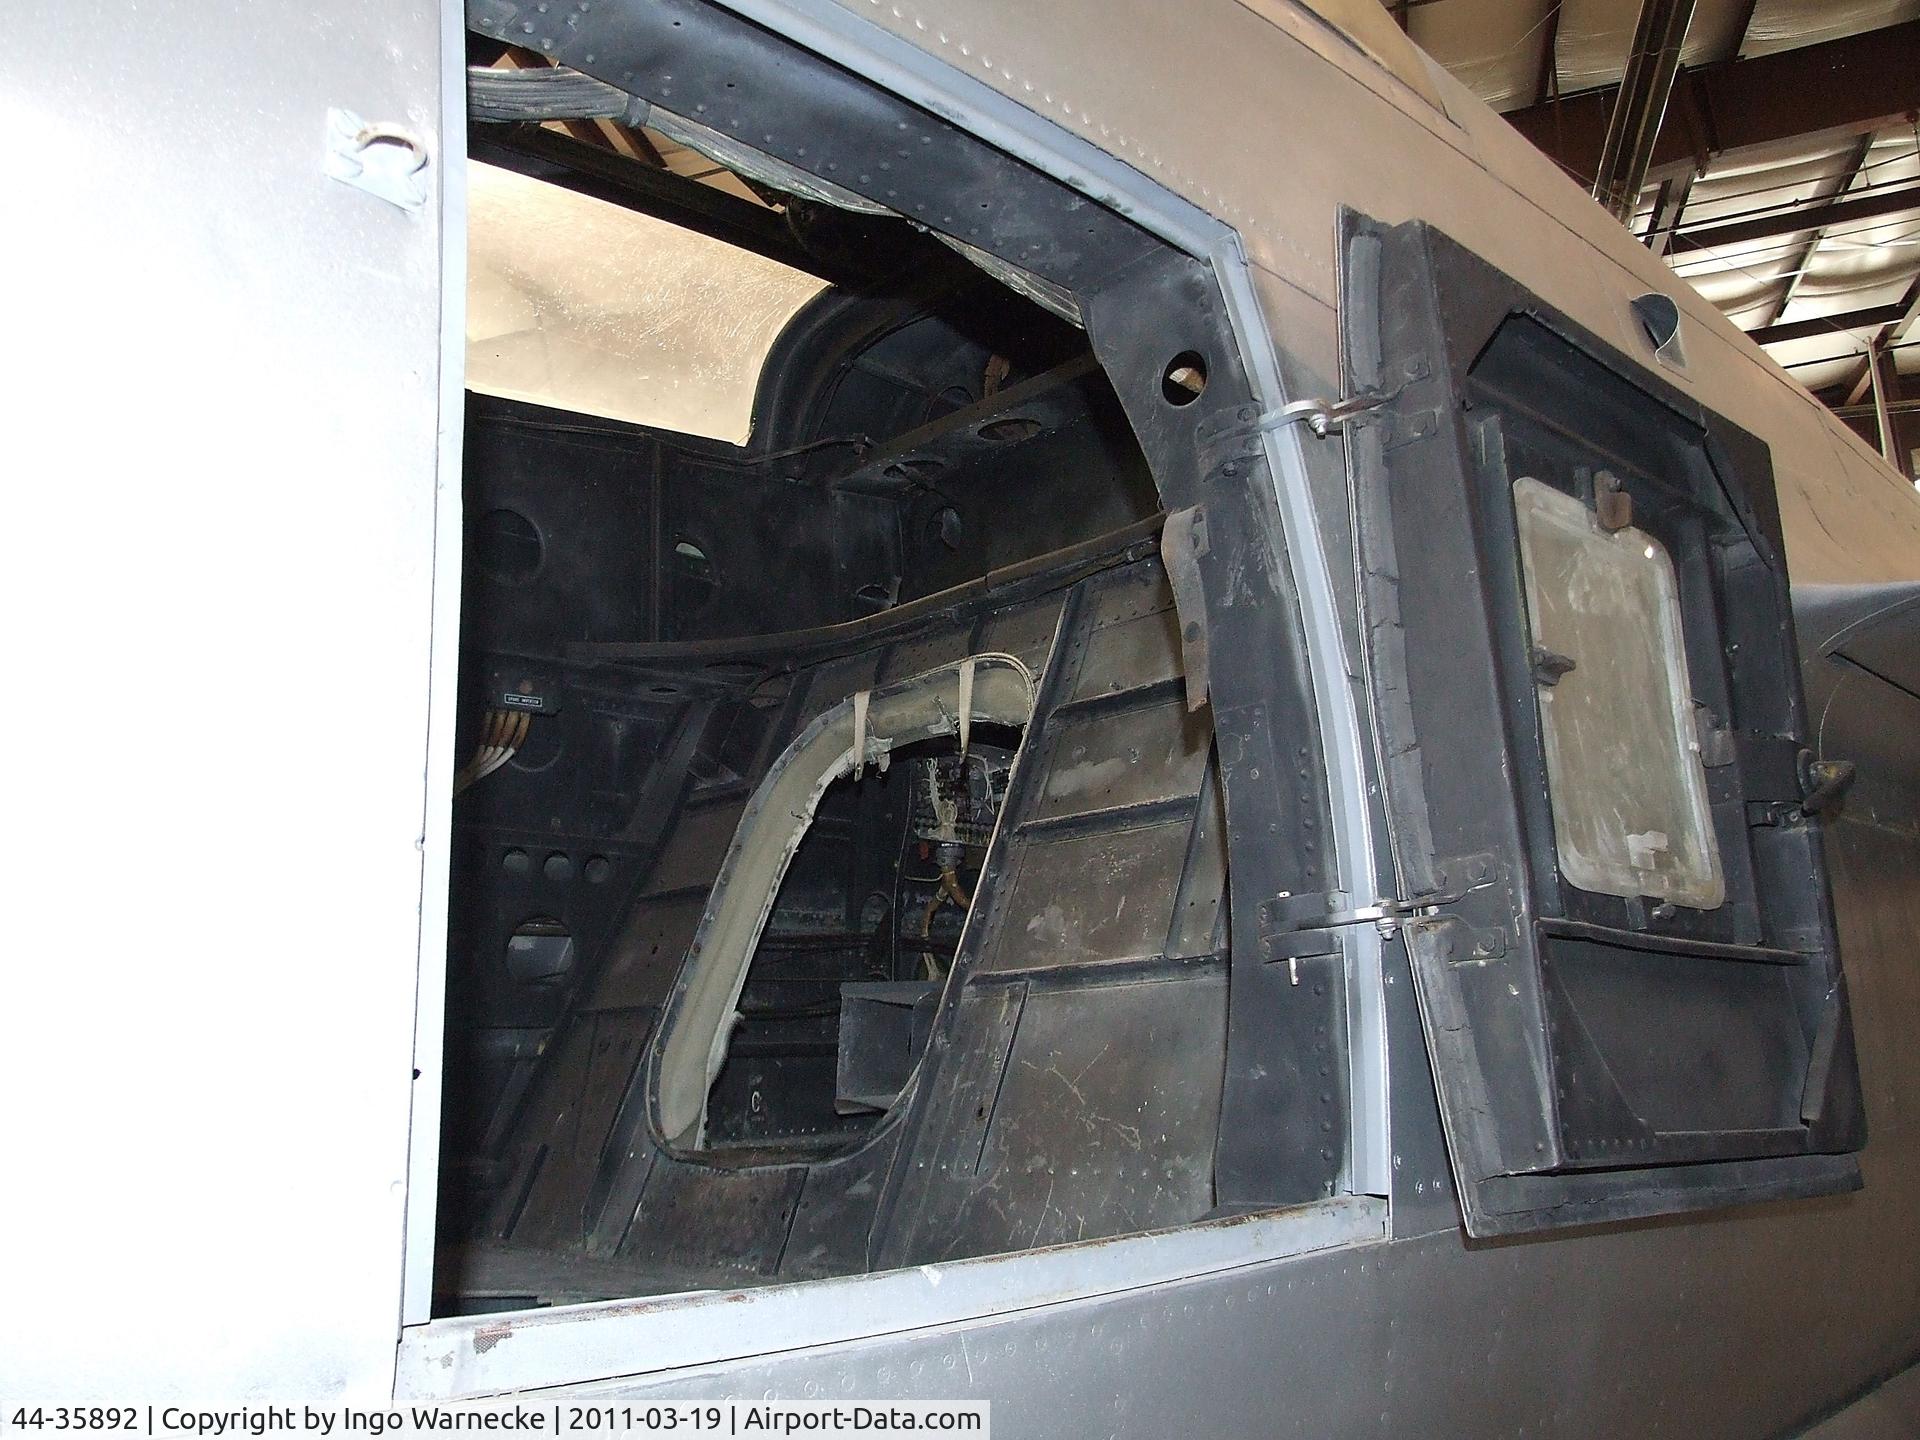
(984, 823), (1190, 972)
(1034, 696), (1212, 821)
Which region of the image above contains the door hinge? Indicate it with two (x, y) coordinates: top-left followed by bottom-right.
(1259, 386), (1400, 439)
(1257, 889), (1429, 984)
(1259, 863), (1504, 981)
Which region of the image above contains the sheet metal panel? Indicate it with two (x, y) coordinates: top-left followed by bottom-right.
(982, 824), (1192, 972)
(1034, 697), (1213, 820)
(2, 0), (454, 1402)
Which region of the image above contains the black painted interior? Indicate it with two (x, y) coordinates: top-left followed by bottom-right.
(435, 158), (1184, 1309)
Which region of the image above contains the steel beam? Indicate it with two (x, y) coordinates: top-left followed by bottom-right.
(1758, 135), (1875, 331)
(1668, 184), (1920, 257)
(1504, 19), (1920, 187)
(1642, 167), (1696, 255)
(1592, 0), (1697, 222)
(1389, 0), (1445, 31)
(1747, 303), (1910, 348)
(1535, 0), (1562, 107)
(1867, 336), (1913, 479)
(1840, 277), (1920, 406)
(470, 126), (828, 274)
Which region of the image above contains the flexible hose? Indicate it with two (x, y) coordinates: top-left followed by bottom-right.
(468, 65), (647, 125)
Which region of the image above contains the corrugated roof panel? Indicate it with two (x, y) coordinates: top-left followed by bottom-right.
(1553, 0), (1748, 94)
(1398, 0), (1920, 400)
(1741, 0), (1920, 58)
(1408, 0), (1556, 111)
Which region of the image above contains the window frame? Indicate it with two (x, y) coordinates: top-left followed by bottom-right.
(403, 0), (1387, 1371)
(1338, 211), (1865, 1238)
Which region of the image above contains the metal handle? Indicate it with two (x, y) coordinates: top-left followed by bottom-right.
(323, 107), (430, 212)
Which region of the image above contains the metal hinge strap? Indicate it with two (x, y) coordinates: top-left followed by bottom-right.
(1258, 385), (1400, 439)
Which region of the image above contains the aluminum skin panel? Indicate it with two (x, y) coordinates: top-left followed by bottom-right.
(2, 0), (459, 1403)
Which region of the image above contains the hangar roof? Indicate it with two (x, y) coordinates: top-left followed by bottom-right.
(1401, 0), (1920, 406)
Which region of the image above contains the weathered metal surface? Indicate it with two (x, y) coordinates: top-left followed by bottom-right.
(591, 897), (706, 1011)
(1070, 605), (1187, 701)
(22, 0), (1920, 1422)
(400, 2), (1920, 1430)
(398, 1198), (1386, 1400)
(461, 557), (1243, 1297)
(1033, 695), (1213, 821)
(926, 971), (1228, 1261)
(982, 823), (1194, 972)
(412, 604), (1920, 1436)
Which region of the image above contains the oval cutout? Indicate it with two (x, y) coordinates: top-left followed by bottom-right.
(1160, 351), (1208, 406)
(976, 415), (1041, 444)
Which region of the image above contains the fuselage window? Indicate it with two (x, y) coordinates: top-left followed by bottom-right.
(1512, 476), (1725, 909)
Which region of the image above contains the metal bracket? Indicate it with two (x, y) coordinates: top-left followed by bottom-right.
(1258, 857), (1507, 980)
(1258, 387), (1399, 439)
(1160, 506), (1212, 714)
(1258, 889), (1430, 984)
(324, 107), (430, 212)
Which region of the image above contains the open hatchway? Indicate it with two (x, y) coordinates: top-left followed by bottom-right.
(696, 727), (1027, 1156)
(431, 0), (1358, 1319)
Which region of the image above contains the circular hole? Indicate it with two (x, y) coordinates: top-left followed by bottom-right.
(1160, 351), (1208, 406)
(584, 855), (612, 884)
(474, 508), (544, 585)
(543, 852), (575, 883)
(976, 416), (1041, 444)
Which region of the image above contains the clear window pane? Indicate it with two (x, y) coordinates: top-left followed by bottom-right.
(1513, 477), (1725, 909)
(466, 161), (828, 444)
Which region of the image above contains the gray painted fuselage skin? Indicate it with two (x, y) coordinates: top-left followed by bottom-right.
(536, 639), (1920, 1439)
(8, 0), (1915, 1430)
(431, 6), (1920, 1437)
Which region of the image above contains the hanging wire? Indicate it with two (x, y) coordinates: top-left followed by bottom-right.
(1669, 220), (1920, 280)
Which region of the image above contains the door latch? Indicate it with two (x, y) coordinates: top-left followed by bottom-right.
(1259, 864), (1503, 982)
(324, 108), (430, 212)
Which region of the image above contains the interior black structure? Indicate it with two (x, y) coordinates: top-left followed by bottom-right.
(436, 0), (1864, 1315)
(437, 42), (1250, 1311)
(439, 0), (1383, 1317)
(699, 727), (1025, 1156)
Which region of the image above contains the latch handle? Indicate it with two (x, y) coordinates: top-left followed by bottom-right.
(1797, 752), (1857, 817)
(324, 107), (430, 212)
